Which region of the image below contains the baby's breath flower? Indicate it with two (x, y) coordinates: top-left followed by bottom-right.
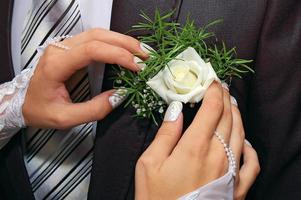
(159, 107), (164, 113)
(136, 109), (141, 115)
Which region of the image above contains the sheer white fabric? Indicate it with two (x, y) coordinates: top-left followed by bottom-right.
(0, 67), (35, 149)
(179, 169), (234, 200)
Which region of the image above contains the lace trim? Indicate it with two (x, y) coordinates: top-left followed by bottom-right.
(0, 67), (35, 132)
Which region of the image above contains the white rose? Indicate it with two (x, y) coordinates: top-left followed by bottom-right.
(147, 47), (219, 104)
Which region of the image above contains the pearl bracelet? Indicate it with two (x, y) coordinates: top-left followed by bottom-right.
(44, 35), (73, 50)
(214, 131), (237, 177)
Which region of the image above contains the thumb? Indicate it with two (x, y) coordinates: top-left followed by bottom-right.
(59, 89), (127, 128)
(142, 101), (183, 164)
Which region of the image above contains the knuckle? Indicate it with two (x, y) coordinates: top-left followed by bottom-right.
(85, 41), (100, 56)
(232, 106), (242, 120)
(235, 128), (245, 142)
(89, 28), (104, 38)
(182, 145), (203, 159)
(50, 112), (71, 129)
(126, 36), (140, 48)
(186, 149), (199, 159)
(117, 49), (133, 64)
(39, 55), (58, 77)
(232, 104), (240, 114)
(232, 125), (245, 141)
(137, 155), (156, 168)
(253, 162), (261, 175)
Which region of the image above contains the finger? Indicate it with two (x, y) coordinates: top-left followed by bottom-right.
(215, 82), (232, 143)
(229, 96), (245, 168)
(142, 101), (183, 164)
(235, 142), (260, 200)
(52, 89), (127, 129)
(46, 41), (140, 82)
(181, 82), (224, 147)
(61, 28), (149, 58)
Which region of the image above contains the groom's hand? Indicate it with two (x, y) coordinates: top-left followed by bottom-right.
(23, 28), (148, 129)
(135, 82), (260, 199)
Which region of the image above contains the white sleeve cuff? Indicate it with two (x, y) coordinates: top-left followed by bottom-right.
(178, 163), (235, 200)
(0, 67), (35, 149)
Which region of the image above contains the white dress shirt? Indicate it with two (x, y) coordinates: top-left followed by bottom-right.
(11, 0), (113, 75)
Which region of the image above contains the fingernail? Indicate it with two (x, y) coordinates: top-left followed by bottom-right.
(245, 139), (253, 147)
(140, 42), (154, 54)
(230, 96), (238, 106)
(134, 56), (146, 70)
(164, 101), (183, 122)
(109, 89), (128, 109)
(221, 82), (229, 91)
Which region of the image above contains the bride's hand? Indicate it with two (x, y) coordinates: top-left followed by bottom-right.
(135, 82), (260, 199)
(23, 28), (148, 129)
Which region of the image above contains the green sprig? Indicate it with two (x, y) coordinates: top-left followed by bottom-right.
(113, 9), (254, 124)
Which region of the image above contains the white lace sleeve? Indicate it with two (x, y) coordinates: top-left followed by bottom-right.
(0, 67), (35, 150)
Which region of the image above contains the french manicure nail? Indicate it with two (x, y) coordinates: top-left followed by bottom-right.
(164, 101), (183, 122)
(230, 96), (238, 106)
(221, 82), (229, 91)
(245, 139), (253, 147)
(109, 89), (128, 109)
(140, 42), (153, 54)
(134, 56), (146, 70)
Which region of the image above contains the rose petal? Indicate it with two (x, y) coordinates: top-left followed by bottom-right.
(147, 70), (169, 102)
(147, 47), (219, 104)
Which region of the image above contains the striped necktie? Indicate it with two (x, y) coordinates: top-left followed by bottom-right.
(21, 1), (94, 199)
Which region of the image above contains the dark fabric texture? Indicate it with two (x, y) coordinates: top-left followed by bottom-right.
(234, 1), (301, 199)
(0, 0), (15, 83)
(0, 133), (35, 200)
(1, 0), (301, 199)
(91, 0), (301, 200)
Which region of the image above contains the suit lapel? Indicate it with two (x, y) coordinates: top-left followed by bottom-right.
(88, 1), (182, 199)
(0, 0), (15, 83)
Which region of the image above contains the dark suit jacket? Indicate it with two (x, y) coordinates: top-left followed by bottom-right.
(1, 0), (300, 199)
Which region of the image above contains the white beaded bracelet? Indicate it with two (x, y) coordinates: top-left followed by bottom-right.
(44, 35), (73, 50)
(214, 131), (237, 177)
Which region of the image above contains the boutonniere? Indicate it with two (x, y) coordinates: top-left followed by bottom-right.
(113, 10), (253, 125)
